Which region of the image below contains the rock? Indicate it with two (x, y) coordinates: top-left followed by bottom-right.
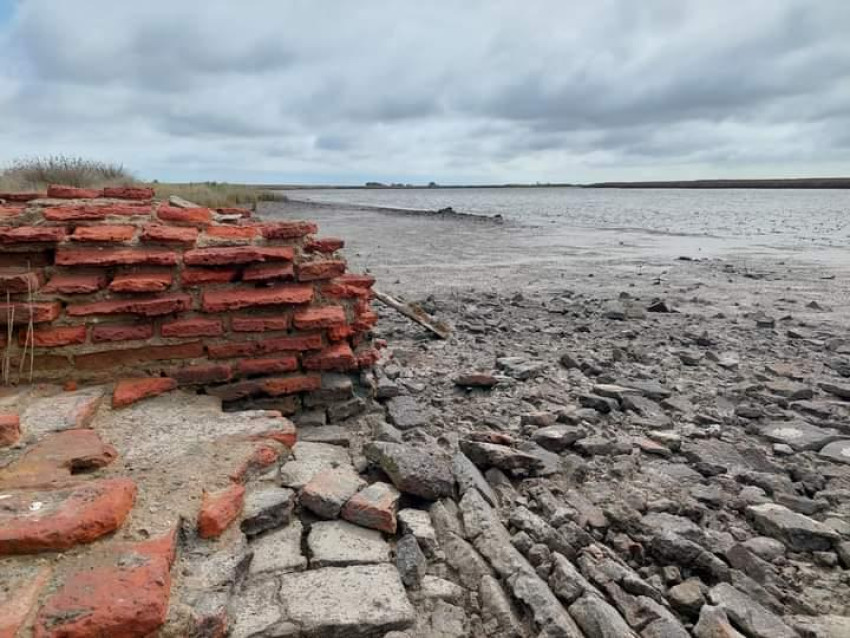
(757, 421), (842, 452)
(679, 350), (704, 366)
(342, 481), (401, 533)
(369, 415), (404, 443)
(376, 377), (401, 399)
(549, 553), (596, 604)
(521, 410), (557, 426)
(746, 503), (839, 552)
(454, 373), (498, 388)
(649, 531), (730, 581)
(742, 536), (785, 562)
(820, 382), (850, 399)
(300, 467), (365, 519)
(789, 614), (850, 638)
(279, 441), (351, 489)
(421, 575), (465, 604)
(452, 452), (498, 506)
(765, 380), (813, 400)
(479, 575), (524, 637)
(398, 508), (439, 557)
(667, 579), (705, 617)
(308, 519), (391, 568)
(574, 435), (614, 457)
(753, 312), (775, 328)
(569, 594), (639, 637)
(579, 393), (618, 413)
(532, 425), (586, 452)
(693, 604), (746, 638)
(396, 533), (426, 588)
(459, 439), (545, 473)
(818, 439), (850, 465)
(365, 442), (454, 500)
(20, 388), (103, 437)
(327, 397), (366, 423)
(419, 600), (470, 638)
(277, 565), (415, 636)
(624, 381), (672, 400)
(297, 424), (349, 446)
(228, 578), (291, 638)
(647, 298), (673, 313)
(708, 583), (797, 638)
(496, 356), (547, 380)
(240, 486), (294, 536)
(386, 395), (430, 429)
(249, 519), (307, 576)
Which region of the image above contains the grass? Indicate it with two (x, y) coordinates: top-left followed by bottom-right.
(148, 182), (285, 209)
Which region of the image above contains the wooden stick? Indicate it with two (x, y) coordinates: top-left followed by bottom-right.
(372, 289), (451, 339)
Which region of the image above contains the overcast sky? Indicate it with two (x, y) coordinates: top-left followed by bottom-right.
(1, 0), (848, 184)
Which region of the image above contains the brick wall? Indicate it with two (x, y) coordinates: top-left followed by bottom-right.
(0, 185), (378, 412)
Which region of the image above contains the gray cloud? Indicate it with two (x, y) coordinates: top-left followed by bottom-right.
(1, 0), (849, 183)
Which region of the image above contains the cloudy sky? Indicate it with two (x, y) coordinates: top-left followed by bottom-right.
(1, 0), (848, 184)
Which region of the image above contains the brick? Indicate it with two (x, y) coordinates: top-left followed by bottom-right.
(20, 325), (87, 347)
(202, 284), (313, 312)
(0, 271), (43, 294)
(293, 306), (346, 330)
(231, 316), (290, 332)
(297, 260), (346, 282)
(0, 302), (61, 324)
(327, 324), (356, 341)
(321, 281), (371, 299)
(171, 363), (232, 385)
(0, 252), (51, 268)
(92, 324), (154, 343)
(238, 356), (298, 377)
(198, 483), (245, 539)
(242, 263), (295, 282)
(113, 378), (178, 408)
(141, 224), (199, 245)
(305, 237), (345, 253)
(161, 317), (223, 338)
(303, 343), (356, 371)
(216, 207), (253, 217)
(207, 333), (323, 359)
(206, 379), (265, 401)
(157, 205), (212, 226)
(204, 225), (259, 240)
(109, 272), (173, 293)
(262, 375), (323, 396)
(72, 224), (136, 242)
(353, 310), (379, 331)
(184, 245), (294, 266)
(261, 221), (318, 240)
(0, 205), (25, 218)
(357, 348), (380, 368)
(42, 273), (108, 294)
(341, 482), (400, 533)
(0, 191), (43, 202)
(43, 205), (109, 221)
(337, 273), (376, 288)
(56, 247), (179, 267)
(0, 414), (21, 447)
(47, 184), (102, 199)
(102, 186), (154, 200)
(68, 293), (192, 317)
(0, 226), (67, 243)
(182, 267), (238, 286)
(76, 342), (203, 370)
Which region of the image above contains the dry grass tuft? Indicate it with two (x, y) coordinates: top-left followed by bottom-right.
(0, 155), (135, 191)
(148, 182), (285, 208)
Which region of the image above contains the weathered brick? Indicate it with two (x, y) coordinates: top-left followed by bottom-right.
(141, 224), (199, 245)
(72, 225), (136, 243)
(181, 267), (238, 286)
(67, 294), (192, 317)
(238, 356), (298, 377)
(47, 185), (102, 199)
(261, 221), (318, 240)
(0, 252), (51, 268)
(0, 205), (25, 218)
(242, 263), (295, 282)
(76, 342), (203, 370)
(206, 379), (265, 401)
(109, 272), (173, 293)
(215, 207), (252, 217)
(0, 302), (61, 324)
(198, 483), (245, 539)
(353, 310), (379, 331)
(231, 316), (290, 332)
(262, 375), (322, 396)
(297, 260), (346, 282)
(102, 186), (154, 200)
(0, 192), (43, 202)
(357, 348), (380, 368)
(327, 324), (356, 341)
(207, 333), (322, 359)
(337, 273), (376, 288)
(56, 247), (179, 267)
(302, 343), (356, 371)
(320, 281), (371, 299)
(184, 245), (294, 266)
(42, 273), (108, 294)
(171, 363), (232, 385)
(204, 226), (259, 240)
(157, 205), (212, 226)
(20, 325), (87, 347)
(0, 271), (43, 294)
(0, 226), (67, 243)
(305, 237), (345, 253)
(201, 284), (313, 312)
(43, 206), (109, 221)
(113, 377), (177, 408)
(92, 324), (154, 343)
(161, 317), (223, 338)
(293, 306), (346, 330)
(0, 414), (21, 447)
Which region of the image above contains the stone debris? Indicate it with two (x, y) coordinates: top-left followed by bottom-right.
(365, 441), (454, 500)
(308, 519), (391, 567)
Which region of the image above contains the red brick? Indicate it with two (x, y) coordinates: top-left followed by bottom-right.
(0, 191), (43, 202)
(242, 263), (295, 282)
(102, 186), (154, 200)
(0, 302), (61, 324)
(261, 220), (318, 239)
(0, 226), (67, 243)
(204, 225), (259, 240)
(0, 252), (51, 268)
(357, 348), (380, 368)
(262, 374), (322, 396)
(141, 224), (199, 245)
(206, 379), (265, 401)
(92, 324), (154, 343)
(171, 363), (232, 385)
(306, 237), (345, 253)
(184, 245), (294, 266)
(341, 482), (399, 533)
(297, 259), (346, 282)
(76, 342), (203, 371)
(43, 205), (109, 221)
(231, 316), (290, 332)
(56, 247), (179, 267)
(207, 333), (323, 359)
(321, 281), (371, 299)
(0, 414), (21, 447)
(302, 343), (356, 371)
(337, 273), (376, 288)
(216, 207), (252, 217)
(238, 356), (298, 377)
(109, 272), (173, 293)
(198, 483), (245, 539)
(47, 184), (103, 199)
(161, 317), (223, 338)
(72, 224), (136, 242)
(42, 273), (108, 294)
(157, 205), (212, 226)
(201, 284), (312, 312)
(293, 306), (346, 330)
(68, 293), (192, 317)
(112, 377), (178, 408)
(0, 271), (43, 294)
(327, 324), (356, 341)
(181, 267), (238, 286)
(20, 325), (86, 347)
(0, 205), (25, 218)
(353, 310), (379, 331)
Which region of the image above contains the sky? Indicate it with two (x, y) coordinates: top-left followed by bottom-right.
(0, 0), (849, 185)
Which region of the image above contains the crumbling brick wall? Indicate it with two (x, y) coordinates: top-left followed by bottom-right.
(0, 185), (378, 413)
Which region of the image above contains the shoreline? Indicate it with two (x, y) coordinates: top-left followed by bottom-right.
(279, 194), (506, 223)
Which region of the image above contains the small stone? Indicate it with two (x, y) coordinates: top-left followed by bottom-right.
(365, 442), (454, 500)
(454, 373), (498, 388)
(574, 435), (614, 456)
(386, 395), (430, 430)
(757, 421), (842, 451)
(693, 605), (746, 638)
(240, 487), (294, 536)
(308, 519), (391, 567)
(819, 439), (850, 465)
(569, 594), (638, 637)
(746, 503), (839, 552)
(397, 509), (438, 557)
(342, 482), (401, 533)
(301, 467), (365, 519)
(813, 550), (838, 567)
(297, 425), (349, 446)
(579, 393), (618, 413)
(452, 452), (498, 506)
(459, 439), (544, 473)
(396, 533), (426, 588)
(198, 483), (245, 539)
(376, 377), (401, 399)
(249, 519), (307, 576)
(531, 425), (586, 452)
(495, 356), (547, 380)
(708, 583), (796, 638)
(742, 536), (785, 562)
(820, 382), (850, 399)
(279, 441), (351, 489)
(668, 579), (706, 616)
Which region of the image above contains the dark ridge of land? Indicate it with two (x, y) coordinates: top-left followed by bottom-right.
(584, 177), (850, 189)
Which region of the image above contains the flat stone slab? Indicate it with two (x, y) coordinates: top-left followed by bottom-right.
(757, 421), (843, 451)
(747, 503), (839, 552)
(279, 441), (352, 489)
(278, 564), (415, 636)
(297, 425), (350, 446)
(365, 442), (454, 500)
(249, 520), (307, 576)
(308, 519), (391, 567)
(819, 439), (850, 465)
(301, 467), (365, 519)
(20, 388), (104, 438)
(385, 395), (430, 430)
(240, 487), (294, 536)
(708, 583), (797, 638)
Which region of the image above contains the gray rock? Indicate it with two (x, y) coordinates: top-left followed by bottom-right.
(365, 441), (454, 500)
(455, 373), (499, 388)
(742, 536), (786, 562)
(376, 377), (401, 399)
(623, 381), (672, 400)
(297, 425), (349, 446)
(789, 614), (850, 638)
(708, 583), (796, 638)
(820, 381), (850, 399)
(386, 395), (430, 430)
(240, 487), (295, 536)
(460, 439), (545, 473)
(421, 575), (465, 604)
(574, 435), (614, 456)
(396, 533), (426, 588)
(248, 520), (306, 576)
(308, 520), (391, 568)
(667, 579), (705, 617)
(300, 467), (365, 519)
(479, 575), (524, 637)
(649, 531), (730, 581)
(746, 503), (839, 551)
(757, 421), (843, 451)
(549, 553), (596, 604)
(496, 356), (547, 380)
(419, 600), (470, 638)
(532, 425), (586, 452)
(579, 393), (619, 413)
(693, 604), (746, 638)
(368, 414), (404, 444)
(279, 441), (352, 489)
(398, 508), (439, 557)
(818, 439), (850, 465)
(452, 452), (498, 506)
(569, 594), (639, 637)
(228, 578), (290, 638)
(328, 397), (366, 423)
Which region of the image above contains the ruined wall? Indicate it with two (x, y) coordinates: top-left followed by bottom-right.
(0, 185), (378, 412)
